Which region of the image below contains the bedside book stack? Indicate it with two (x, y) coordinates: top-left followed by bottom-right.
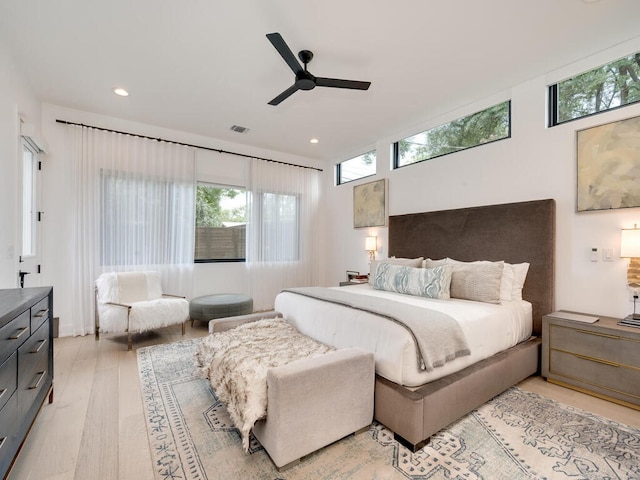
(618, 315), (640, 328)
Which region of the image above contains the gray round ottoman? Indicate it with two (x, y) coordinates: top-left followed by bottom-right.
(189, 293), (253, 326)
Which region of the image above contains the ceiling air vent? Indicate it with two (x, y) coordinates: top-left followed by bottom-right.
(230, 125), (250, 134)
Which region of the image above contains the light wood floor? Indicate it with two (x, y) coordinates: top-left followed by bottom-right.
(8, 324), (640, 480)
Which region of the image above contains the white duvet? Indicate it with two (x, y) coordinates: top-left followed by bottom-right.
(274, 284), (532, 387)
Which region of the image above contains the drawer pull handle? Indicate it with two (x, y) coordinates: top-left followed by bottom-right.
(29, 371), (46, 390)
(0, 389), (5, 400)
(9, 326), (28, 340)
(574, 353), (620, 367)
(34, 308), (49, 318)
(0, 437), (5, 450)
(31, 339), (47, 354)
(575, 328), (620, 340)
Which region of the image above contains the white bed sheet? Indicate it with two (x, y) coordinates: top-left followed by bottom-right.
(274, 284), (532, 387)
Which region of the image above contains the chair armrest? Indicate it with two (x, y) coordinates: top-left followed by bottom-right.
(209, 311), (280, 333)
(103, 301), (131, 309)
(161, 293), (186, 299)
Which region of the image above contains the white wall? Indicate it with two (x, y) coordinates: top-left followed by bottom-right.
(0, 43), (42, 288)
(4, 34), (640, 334)
(40, 104), (323, 336)
(324, 36), (640, 319)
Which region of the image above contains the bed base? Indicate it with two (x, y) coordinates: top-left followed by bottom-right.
(374, 336), (541, 451)
(212, 313), (541, 453)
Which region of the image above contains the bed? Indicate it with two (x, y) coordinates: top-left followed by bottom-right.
(275, 198), (556, 450)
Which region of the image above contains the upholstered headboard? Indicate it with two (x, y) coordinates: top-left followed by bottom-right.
(388, 199), (555, 335)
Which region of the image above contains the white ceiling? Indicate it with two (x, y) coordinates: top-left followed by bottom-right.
(1, 0), (640, 163)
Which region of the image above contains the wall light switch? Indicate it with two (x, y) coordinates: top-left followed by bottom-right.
(590, 247), (598, 262)
(603, 248), (614, 261)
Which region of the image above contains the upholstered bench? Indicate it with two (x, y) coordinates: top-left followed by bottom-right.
(189, 293), (253, 326)
(208, 311), (375, 470)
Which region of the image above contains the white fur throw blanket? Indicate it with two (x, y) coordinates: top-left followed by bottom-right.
(195, 317), (334, 452)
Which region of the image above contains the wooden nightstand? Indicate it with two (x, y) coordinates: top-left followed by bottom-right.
(541, 311), (640, 410)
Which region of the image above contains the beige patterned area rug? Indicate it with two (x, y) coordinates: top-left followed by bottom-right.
(137, 339), (640, 480)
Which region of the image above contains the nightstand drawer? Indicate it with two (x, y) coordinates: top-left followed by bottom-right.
(549, 324), (640, 368)
(550, 350), (640, 400)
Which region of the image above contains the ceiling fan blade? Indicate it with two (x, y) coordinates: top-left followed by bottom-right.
(268, 84), (300, 106)
(266, 33), (303, 75)
(315, 77), (371, 90)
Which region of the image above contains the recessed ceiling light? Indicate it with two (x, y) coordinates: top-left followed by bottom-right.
(113, 88), (129, 97)
(310, 138), (319, 144)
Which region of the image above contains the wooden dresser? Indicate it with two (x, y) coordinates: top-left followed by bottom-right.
(0, 287), (53, 478)
(541, 311), (640, 410)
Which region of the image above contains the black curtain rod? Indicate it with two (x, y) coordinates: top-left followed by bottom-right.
(55, 119), (323, 172)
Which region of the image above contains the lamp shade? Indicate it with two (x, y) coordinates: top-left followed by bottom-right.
(365, 236), (377, 251)
(621, 228), (640, 258)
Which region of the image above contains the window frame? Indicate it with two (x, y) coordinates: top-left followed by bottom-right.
(393, 100), (511, 169)
(21, 140), (38, 258)
(336, 150), (377, 185)
(194, 182), (247, 264)
(548, 51), (640, 127)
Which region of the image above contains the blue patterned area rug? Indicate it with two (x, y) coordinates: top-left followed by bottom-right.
(137, 339), (640, 480)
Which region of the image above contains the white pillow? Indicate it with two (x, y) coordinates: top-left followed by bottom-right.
(423, 258), (448, 268)
(508, 262), (530, 301)
(499, 263), (515, 302)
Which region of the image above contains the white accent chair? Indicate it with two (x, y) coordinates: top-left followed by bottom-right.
(95, 271), (189, 350)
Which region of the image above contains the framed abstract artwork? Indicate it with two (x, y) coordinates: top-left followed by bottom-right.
(353, 178), (387, 228)
(577, 115), (640, 212)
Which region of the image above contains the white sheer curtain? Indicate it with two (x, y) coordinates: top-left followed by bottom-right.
(67, 125), (196, 336)
(246, 158), (321, 310)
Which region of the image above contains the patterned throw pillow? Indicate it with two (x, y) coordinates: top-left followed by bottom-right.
(373, 263), (452, 299)
(369, 257), (424, 285)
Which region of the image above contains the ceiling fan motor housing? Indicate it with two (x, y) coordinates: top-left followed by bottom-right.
(295, 71), (316, 90)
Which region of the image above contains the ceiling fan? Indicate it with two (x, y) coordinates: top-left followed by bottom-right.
(266, 32), (371, 106)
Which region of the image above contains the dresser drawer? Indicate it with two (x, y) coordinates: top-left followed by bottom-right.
(30, 296), (49, 332)
(17, 351), (49, 421)
(550, 349), (640, 401)
(0, 353), (17, 412)
(549, 324), (640, 367)
(0, 390), (18, 474)
(18, 319), (49, 384)
(0, 310), (30, 365)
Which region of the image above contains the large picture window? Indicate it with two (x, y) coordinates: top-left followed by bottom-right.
(394, 101), (511, 168)
(195, 183), (246, 262)
(549, 51), (640, 126)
